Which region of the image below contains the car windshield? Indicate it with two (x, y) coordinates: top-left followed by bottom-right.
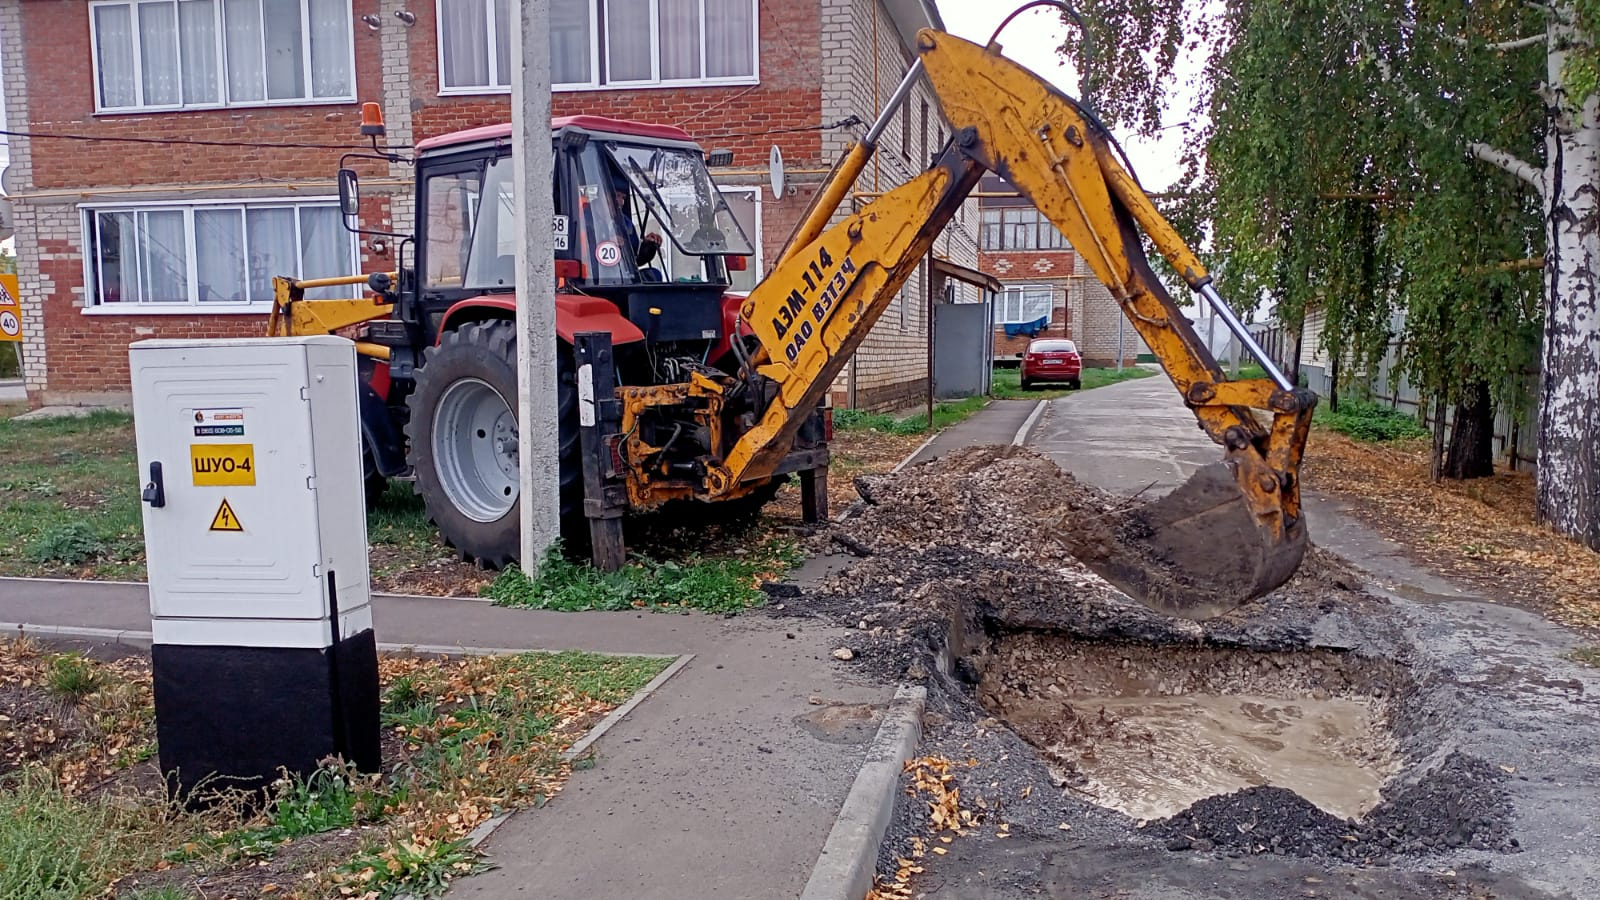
(1031, 340), (1078, 353)
(603, 142), (754, 256)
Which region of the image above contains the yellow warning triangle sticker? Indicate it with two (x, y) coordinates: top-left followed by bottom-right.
(210, 498), (244, 532)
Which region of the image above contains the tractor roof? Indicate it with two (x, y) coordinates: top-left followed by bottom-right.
(415, 116), (697, 153)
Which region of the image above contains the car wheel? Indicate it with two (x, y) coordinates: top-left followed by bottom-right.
(1068, 378), (1082, 390)
(1020, 378), (1033, 390)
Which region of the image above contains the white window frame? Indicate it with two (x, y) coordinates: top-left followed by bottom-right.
(435, 0), (758, 95)
(996, 283), (1053, 325)
(79, 196), (359, 315)
(89, 0), (357, 114)
(718, 184), (762, 285)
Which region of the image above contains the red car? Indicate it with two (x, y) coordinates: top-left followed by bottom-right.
(1021, 339), (1082, 390)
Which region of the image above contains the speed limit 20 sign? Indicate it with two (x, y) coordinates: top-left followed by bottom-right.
(0, 274), (21, 343)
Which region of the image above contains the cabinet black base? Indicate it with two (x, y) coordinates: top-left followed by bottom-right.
(152, 629), (380, 804)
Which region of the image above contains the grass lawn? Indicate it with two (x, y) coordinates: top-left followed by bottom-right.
(0, 411), (146, 580)
(989, 364), (1155, 400)
(0, 637), (670, 900)
(0, 411), (474, 588)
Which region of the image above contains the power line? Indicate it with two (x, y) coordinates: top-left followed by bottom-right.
(0, 127), (389, 152)
(696, 117), (863, 141)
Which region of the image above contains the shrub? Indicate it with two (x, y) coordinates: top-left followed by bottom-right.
(1316, 399), (1429, 443)
(26, 522), (104, 566)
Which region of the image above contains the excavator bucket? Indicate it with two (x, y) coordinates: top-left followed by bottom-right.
(1074, 462), (1310, 619)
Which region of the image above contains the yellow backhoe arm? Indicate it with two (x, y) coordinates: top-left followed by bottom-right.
(716, 30), (1316, 614)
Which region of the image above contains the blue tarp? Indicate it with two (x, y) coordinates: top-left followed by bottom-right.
(1003, 316), (1049, 338)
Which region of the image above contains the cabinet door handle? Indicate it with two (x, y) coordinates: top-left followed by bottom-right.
(141, 461), (166, 508)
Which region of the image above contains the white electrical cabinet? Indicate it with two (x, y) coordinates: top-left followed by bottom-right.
(130, 336), (372, 648)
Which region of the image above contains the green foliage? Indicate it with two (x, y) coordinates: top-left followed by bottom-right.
(1316, 399), (1429, 443)
(1090, 0), (1554, 429)
(333, 837), (486, 898)
(0, 769), (157, 900)
(26, 522), (105, 566)
(44, 653), (103, 700)
(1569, 646), (1600, 668)
(832, 396), (987, 435)
(485, 539), (799, 613)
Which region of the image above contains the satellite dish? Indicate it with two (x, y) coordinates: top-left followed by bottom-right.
(0, 166), (19, 196)
(0, 198), (14, 242)
(769, 145), (785, 199)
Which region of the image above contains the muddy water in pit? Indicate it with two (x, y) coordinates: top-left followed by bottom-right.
(978, 635), (1402, 824)
(1008, 693), (1395, 821)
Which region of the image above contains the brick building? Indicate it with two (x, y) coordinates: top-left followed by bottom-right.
(976, 173), (1146, 367)
(1, 0), (976, 409)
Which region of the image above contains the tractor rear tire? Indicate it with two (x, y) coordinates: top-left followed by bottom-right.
(405, 320), (582, 568)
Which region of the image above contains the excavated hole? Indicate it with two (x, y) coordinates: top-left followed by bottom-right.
(974, 632), (1405, 823)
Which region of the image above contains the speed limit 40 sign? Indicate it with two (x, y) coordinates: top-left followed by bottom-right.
(0, 273), (22, 343)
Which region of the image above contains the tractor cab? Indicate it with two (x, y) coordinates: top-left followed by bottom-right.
(404, 116), (754, 351)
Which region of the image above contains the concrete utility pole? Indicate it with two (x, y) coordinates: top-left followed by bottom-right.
(512, 0), (560, 566)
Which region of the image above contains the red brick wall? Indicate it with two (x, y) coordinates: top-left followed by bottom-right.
(23, 0), (389, 189)
(405, 0), (823, 168)
(977, 249), (1076, 281)
(39, 196), (394, 397)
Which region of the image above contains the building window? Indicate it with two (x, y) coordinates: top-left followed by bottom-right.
(437, 0), (756, 93)
(91, 0), (355, 112)
(997, 284), (1053, 325)
(980, 207), (1068, 251)
(82, 199), (357, 309)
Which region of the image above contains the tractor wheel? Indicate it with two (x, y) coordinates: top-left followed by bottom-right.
(362, 443), (389, 510)
(405, 320), (582, 568)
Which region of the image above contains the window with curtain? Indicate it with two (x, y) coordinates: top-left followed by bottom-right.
(996, 285), (1054, 324)
(84, 199), (357, 308)
(90, 0), (353, 111)
(437, 0), (756, 92)
(979, 207), (1067, 251)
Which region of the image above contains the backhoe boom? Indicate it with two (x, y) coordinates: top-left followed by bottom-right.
(718, 29), (1316, 615)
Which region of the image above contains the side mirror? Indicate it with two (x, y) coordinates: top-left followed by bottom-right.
(337, 168), (361, 220)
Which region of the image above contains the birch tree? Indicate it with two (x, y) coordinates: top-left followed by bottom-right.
(1063, 0), (1596, 547)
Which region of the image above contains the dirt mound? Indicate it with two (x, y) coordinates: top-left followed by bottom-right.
(840, 445), (1302, 618)
(1153, 752), (1514, 860)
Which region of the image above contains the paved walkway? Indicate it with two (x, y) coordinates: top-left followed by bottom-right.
(0, 397), (1043, 900)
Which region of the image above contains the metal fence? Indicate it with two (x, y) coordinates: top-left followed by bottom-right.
(1246, 324), (1539, 473)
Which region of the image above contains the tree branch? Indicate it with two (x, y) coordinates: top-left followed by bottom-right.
(1396, 18), (1546, 52)
(1467, 141), (1546, 191)
(1357, 27), (1547, 199)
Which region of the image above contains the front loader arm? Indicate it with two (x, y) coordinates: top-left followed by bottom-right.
(714, 28), (1315, 612)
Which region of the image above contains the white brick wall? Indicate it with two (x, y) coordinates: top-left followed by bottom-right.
(0, 0), (44, 392)
(819, 0), (982, 409)
(378, 0), (416, 235)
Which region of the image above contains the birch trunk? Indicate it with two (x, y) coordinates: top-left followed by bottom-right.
(1537, 10), (1600, 548)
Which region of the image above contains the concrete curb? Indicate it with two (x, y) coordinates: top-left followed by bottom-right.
(799, 683), (927, 900)
(1012, 399), (1047, 446)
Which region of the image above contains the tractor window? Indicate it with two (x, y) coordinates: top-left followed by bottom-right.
(603, 142), (754, 256)
(568, 146), (637, 286)
(424, 167), (484, 288)
(464, 156), (518, 289)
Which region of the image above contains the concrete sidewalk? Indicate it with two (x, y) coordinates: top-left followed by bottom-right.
(904, 398), (1043, 466)
(0, 396), (1046, 899)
